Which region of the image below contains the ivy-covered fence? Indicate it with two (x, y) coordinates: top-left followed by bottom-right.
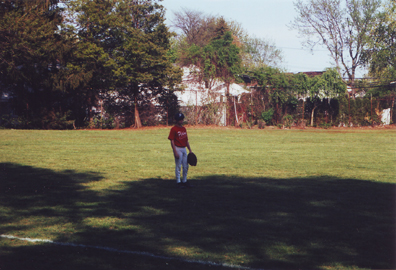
(250, 95), (395, 128)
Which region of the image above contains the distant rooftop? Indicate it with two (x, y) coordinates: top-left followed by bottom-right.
(299, 71), (325, 77)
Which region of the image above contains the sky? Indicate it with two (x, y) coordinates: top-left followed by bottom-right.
(161, 0), (340, 74)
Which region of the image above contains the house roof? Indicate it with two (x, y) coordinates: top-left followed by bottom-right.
(299, 71), (325, 77)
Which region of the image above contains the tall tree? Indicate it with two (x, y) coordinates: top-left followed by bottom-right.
(172, 9), (283, 70)
(0, 0), (71, 128)
(65, 0), (181, 128)
(211, 31), (242, 94)
(185, 24), (242, 92)
(172, 8), (217, 47)
(291, 0), (381, 97)
(361, 0), (396, 123)
(114, 0), (181, 128)
(365, 0), (396, 75)
(226, 20), (283, 69)
(242, 36), (283, 69)
(63, 0), (119, 126)
(184, 27), (242, 125)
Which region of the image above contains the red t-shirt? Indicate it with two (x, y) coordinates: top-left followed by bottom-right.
(168, 125), (188, 147)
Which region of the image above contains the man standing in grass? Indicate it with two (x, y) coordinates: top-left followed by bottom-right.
(168, 113), (193, 188)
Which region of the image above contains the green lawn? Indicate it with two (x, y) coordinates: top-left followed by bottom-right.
(1, 128), (395, 270)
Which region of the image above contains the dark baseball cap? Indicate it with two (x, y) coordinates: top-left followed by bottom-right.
(174, 113), (185, 121)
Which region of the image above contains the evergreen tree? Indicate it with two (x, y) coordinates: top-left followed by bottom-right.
(63, 0), (120, 126)
(0, 0), (71, 128)
(65, 0), (181, 128)
(114, 0), (181, 128)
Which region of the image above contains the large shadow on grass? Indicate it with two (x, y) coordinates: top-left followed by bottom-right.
(0, 163), (103, 235)
(1, 162), (395, 270)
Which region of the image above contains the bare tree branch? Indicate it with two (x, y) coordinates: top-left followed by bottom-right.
(290, 0), (381, 96)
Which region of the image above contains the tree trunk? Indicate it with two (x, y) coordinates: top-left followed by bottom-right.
(350, 67), (356, 100)
(371, 94), (373, 126)
(134, 97), (142, 128)
(234, 96), (238, 125)
(195, 90), (198, 125)
(114, 117), (120, 129)
(310, 105), (317, 126)
(87, 95), (94, 127)
(348, 94), (352, 125)
(226, 83), (230, 126)
(276, 102), (279, 124)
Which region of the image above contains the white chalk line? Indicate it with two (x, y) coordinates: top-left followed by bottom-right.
(1, 234), (266, 270)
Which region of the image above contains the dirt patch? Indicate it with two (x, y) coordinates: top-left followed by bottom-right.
(106, 124), (396, 131)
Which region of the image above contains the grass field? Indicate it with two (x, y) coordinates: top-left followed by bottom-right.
(1, 127), (395, 270)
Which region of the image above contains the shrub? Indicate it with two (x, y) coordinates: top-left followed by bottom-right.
(0, 115), (31, 129)
(319, 122), (332, 129)
(258, 120), (266, 129)
(283, 114), (294, 128)
(261, 108), (274, 125)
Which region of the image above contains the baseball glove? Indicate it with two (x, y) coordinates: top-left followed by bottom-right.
(187, 152), (197, 166)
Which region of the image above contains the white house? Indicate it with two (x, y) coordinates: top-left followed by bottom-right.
(174, 66), (250, 126)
